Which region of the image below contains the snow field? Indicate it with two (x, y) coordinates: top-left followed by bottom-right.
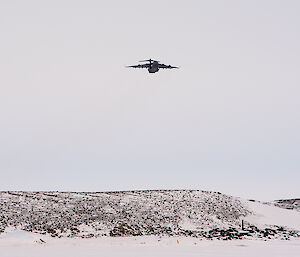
(0, 232), (300, 257)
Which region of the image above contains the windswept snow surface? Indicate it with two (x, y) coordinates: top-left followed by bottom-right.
(0, 230), (300, 257)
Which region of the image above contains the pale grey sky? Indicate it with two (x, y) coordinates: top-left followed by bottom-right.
(0, 0), (299, 200)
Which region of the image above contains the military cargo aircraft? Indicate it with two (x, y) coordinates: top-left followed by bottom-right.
(126, 59), (179, 73)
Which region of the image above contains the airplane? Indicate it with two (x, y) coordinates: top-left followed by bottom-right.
(126, 59), (179, 73)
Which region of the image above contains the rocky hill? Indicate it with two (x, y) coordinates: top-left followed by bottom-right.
(0, 190), (299, 240)
(272, 199), (300, 212)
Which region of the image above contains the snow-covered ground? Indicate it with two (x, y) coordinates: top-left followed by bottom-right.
(0, 229), (300, 257)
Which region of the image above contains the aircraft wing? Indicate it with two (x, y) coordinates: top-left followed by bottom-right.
(158, 63), (179, 69)
(126, 64), (150, 68)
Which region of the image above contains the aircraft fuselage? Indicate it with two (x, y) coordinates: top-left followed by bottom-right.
(148, 61), (159, 73)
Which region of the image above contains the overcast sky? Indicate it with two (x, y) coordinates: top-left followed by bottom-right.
(0, 0), (299, 200)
